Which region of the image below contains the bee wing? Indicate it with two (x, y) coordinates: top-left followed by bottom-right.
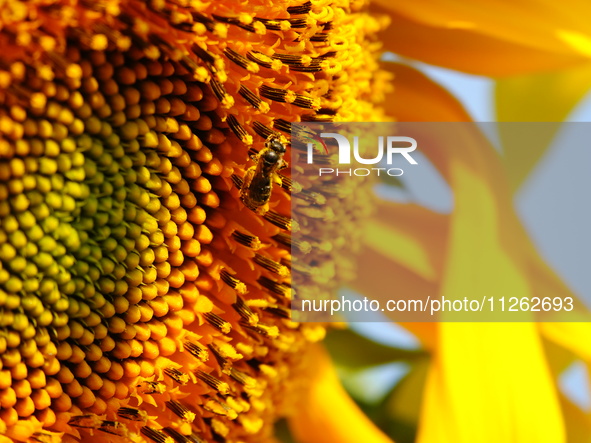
(240, 167), (256, 196)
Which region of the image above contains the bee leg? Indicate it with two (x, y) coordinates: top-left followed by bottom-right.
(255, 202), (269, 215)
(273, 174), (283, 187)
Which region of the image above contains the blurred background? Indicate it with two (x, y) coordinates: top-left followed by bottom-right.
(283, 57), (591, 442)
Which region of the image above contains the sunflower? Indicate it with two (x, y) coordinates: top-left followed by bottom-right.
(2, 0), (591, 442)
(0, 0), (392, 441)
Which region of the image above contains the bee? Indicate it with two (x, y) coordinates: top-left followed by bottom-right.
(240, 134), (288, 215)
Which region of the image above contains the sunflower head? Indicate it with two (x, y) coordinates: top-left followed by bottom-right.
(0, 0), (389, 441)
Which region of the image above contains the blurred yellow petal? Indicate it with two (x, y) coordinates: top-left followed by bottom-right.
(356, 200), (447, 348)
(382, 61), (567, 442)
(559, 393), (591, 443)
(365, 202), (448, 282)
(496, 63), (591, 190)
(540, 322), (591, 361)
(351, 244), (438, 349)
(289, 344), (393, 443)
(372, 1), (591, 75)
(417, 127), (564, 442)
(419, 324), (565, 443)
(527, 242), (591, 360)
(381, 62), (471, 122)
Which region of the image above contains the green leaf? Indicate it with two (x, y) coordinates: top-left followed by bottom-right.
(324, 328), (425, 370)
(384, 357), (430, 426)
(342, 358), (430, 443)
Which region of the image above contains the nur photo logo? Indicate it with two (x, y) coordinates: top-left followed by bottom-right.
(306, 132), (419, 176)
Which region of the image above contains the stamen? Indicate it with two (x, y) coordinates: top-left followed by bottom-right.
(263, 210), (294, 231)
(252, 121), (275, 140)
(212, 14), (257, 33)
(69, 414), (102, 429)
(262, 305), (291, 319)
(231, 230), (262, 250)
(117, 407), (148, 421)
(209, 344), (232, 373)
(232, 296), (259, 325)
(273, 118), (291, 133)
(210, 78), (233, 108)
(164, 428), (206, 443)
(238, 85), (266, 112)
(246, 51), (276, 69)
(137, 380), (166, 394)
(223, 48), (258, 73)
(163, 367), (190, 385)
(220, 268), (248, 295)
(301, 113), (335, 122)
(184, 339), (209, 362)
(253, 17), (307, 30)
(165, 400), (196, 423)
(254, 254), (289, 277)
(204, 312), (232, 334)
(310, 33), (329, 42)
(190, 11), (217, 33)
(30, 433), (59, 443)
(294, 189), (327, 205)
(163, 428), (191, 443)
(179, 55), (209, 82)
(292, 94), (319, 109)
(272, 57), (323, 73)
(226, 115), (252, 145)
(287, 1), (312, 14)
(203, 398), (238, 419)
(191, 43), (215, 64)
(240, 321), (279, 338)
(258, 276), (292, 298)
(141, 426), (175, 443)
(260, 85), (319, 109)
(186, 433), (206, 443)
(272, 233), (312, 254)
(259, 85), (288, 103)
(195, 370), (230, 395)
(99, 421), (128, 437)
(229, 367), (256, 388)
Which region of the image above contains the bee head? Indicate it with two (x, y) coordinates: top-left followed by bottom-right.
(266, 136), (286, 154)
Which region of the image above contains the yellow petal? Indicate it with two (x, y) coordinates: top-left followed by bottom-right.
(353, 250), (438, 350)
(373, 1), (591, 75)
(289, 344), (394, 443)
(380, 62), (471, 122)
(540, 322), (591, 362)
(364, 202), (448, 282)
(495, 63), (591, 190)
(419, 324), (566, 443)
(559, 392), (591, 443)
(382, 65), (566, 441)
(527, 246), (591, 360)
